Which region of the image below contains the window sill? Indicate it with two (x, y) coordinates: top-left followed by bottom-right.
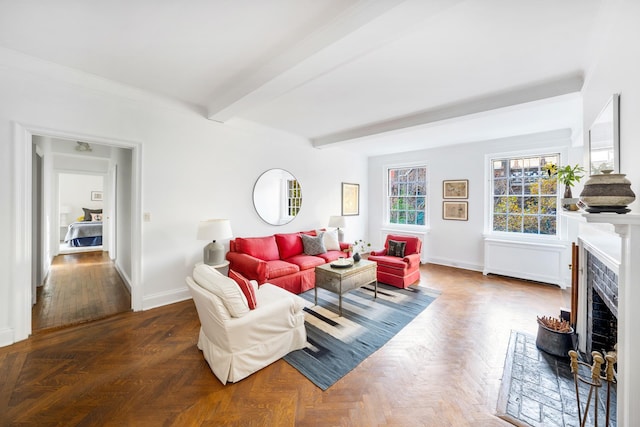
(382, 224), (431, 234)
(482, 232), (566, 247)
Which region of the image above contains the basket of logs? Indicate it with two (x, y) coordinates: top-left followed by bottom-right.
(536, 316), (576, 357)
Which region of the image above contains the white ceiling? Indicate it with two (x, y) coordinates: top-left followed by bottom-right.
(0, 0), (603, 155)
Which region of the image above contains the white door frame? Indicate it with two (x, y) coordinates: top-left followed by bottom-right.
(10, 122), (143, 344)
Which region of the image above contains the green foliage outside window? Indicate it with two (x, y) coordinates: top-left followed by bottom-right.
(287, 180), (301, 217)
(388, 166), (427, 226)
(491, 154), (559, 235)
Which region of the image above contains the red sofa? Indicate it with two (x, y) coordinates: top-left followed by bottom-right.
(226, 230), (351, 294)
(368, 234), (422, 288)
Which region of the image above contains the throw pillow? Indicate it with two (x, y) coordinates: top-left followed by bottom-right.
(320, 229), (341, 251)
(300, 232), (326, 255)
(229, 270), (257, 310)
(192, 264), (250, 317)
(82, 208), (103, 221)
(274, 233), (304, 259)
(387, 240), (407, 258)
(91, 213), (103, 222)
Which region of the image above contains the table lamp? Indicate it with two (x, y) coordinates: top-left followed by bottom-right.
(197, 219), (233, 266)
(328, 215), (346, 242)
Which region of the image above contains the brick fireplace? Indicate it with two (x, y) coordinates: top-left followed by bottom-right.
(576, 214), (640, 427)
(585, 251), (618, 359)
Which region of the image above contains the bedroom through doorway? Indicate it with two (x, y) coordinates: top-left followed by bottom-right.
(59, 172), (105, 254)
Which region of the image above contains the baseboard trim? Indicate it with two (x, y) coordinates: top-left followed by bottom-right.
(483, 268), (566, 288)
(0, 327), (15, 348)
(426, 257), (483, 272)
(114, 262), (132, 293)
(143, 287), (192, 311)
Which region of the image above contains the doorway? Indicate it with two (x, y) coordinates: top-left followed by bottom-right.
(31, 137), (135, 331)
(10, 123), (143, 345)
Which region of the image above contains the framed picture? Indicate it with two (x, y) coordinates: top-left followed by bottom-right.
(91, 191), (103, 201)
(443, 179), (468, 199)
(443, 201), (468, 221)
(341, 182), (359, 216)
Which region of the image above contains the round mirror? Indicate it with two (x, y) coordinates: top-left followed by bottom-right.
(253, 169), (302, 225)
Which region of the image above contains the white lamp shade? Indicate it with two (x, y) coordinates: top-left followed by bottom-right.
(197, 219), (233, 242)
(328, 215), (346, 228)
(60, 205), (71, 214)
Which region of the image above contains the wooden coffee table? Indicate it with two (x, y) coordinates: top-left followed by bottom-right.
(314, 259), (377, 316)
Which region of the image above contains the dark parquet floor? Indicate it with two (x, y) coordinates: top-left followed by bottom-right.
(32, 251), (131, 332)
(3, 260), (569, 426)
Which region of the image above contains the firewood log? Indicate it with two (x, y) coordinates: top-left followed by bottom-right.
(537, 315), (572, 333)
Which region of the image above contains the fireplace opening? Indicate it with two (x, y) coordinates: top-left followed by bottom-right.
(588, 288), (618, 357)
(586, 251), (618, 362)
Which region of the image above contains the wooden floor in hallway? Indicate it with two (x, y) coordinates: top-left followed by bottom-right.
(32, 251), (131, 332)
(4, 263), (569, 426)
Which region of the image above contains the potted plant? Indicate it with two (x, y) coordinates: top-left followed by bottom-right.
(544, 163), (586, 210)
(351, 239), (371, 262)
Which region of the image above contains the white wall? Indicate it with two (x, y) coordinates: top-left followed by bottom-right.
(368, 129), (576, 272)
(582, 1), (640, 211)
(0, 48), (368, 345)
(112, 147), (133, 285)
(581, 1), (640, 425)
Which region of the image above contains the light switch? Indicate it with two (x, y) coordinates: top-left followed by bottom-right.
(144, 212), (151, 222)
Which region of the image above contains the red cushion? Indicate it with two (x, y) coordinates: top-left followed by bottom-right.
(284, 254), (325, 271)
(265, 260), (300, 279)
(368, 254), (409, 270)
(275, 233), (303, 259)
(235, 236), (280, 261)
(228, 270), (257, 309)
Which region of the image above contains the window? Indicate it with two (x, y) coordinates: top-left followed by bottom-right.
(491, 154), (559, 235)
(388, 166), (427, 226)
(287, 179), (301, 217)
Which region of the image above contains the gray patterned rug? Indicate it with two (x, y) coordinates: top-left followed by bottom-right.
(496, 331), (616, 427)
(284, 283), (439, 390)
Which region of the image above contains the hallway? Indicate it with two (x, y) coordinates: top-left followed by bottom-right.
(32, 251), (131, 332)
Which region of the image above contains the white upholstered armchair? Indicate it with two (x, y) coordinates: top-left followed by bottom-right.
(186, 264), (306, 384)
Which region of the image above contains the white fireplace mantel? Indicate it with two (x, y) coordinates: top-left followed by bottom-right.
(579, 213), (640, 427)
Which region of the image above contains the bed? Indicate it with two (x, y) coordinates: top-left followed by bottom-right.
(64, 221), (103, 247)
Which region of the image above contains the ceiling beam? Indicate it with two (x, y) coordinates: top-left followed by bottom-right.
(206, 0), (405, 121)
(311, 73), (584, 147)
(207, 0), (460, 122)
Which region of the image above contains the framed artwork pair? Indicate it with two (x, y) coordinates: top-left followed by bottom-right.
(442, 179), (468, 221)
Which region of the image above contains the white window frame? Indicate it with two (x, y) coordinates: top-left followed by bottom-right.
(484, 148), (567, 241)
(286, 179), (301, 218)
(383, 162), (430, 232)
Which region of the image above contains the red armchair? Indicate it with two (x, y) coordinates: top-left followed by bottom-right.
(368, 234), (422, 288)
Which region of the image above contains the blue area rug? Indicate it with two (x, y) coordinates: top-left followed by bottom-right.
(284, 283), (439, 390)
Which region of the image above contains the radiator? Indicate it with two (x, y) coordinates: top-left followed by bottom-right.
(483, 237), (570, 288)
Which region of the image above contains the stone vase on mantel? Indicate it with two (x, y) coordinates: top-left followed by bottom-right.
(579, 171), (636, 213)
